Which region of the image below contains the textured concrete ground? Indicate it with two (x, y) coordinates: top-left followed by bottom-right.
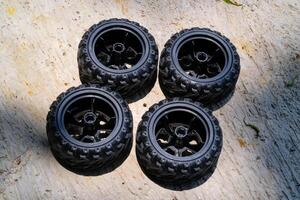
(0, 0), (299, 199)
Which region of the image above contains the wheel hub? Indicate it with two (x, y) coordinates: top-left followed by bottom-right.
(174, 126), (188, 138)
(196, 52), (209, 63)
(83, 112), (97, 126)
(94, 28), (144, 70)
(177, 37), (226, 79)
(112, 43), (125, 53)
(64, 96), (117, 143)
(155, 110), (208, 157)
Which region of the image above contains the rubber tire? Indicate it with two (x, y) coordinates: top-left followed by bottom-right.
(78, 18), (159, 103)
(136, 98), (222, 190)
(46, 84), (133, 175)
(159, 28), (240, 110)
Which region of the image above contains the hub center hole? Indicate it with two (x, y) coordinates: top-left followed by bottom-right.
(196, 52), (208, 63)
(113, 43), (125, 53)
(84, 112), (97, 124)
(175, 126), (188, 138)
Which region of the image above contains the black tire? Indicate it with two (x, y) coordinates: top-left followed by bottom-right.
(46, 84), (133, 175)
(78, 18), (159, 103)
(159, 28), (240, 110)
(136, 98), (222, 190)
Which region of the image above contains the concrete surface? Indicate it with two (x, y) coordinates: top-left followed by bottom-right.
(0, 0), (299, 199)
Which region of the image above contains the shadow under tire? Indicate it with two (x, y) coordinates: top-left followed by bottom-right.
(78, 18), (159, 103)
(159, 28), (240, 110)
(46, 84), (133, 175)
(136, 98), (223, 190)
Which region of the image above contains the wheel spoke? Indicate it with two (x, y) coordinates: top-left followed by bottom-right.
(80, 135), (96, 143)
(99, 117), (116, 130)
(197, 74), (209, 79)
(178, 149), (183, 157)
(96, 128), (113, 132)
(96, 111), (112, 122)
(168, 123), (177, 133)
(109, 64), (120, 70)
(156, 128), (173, 146)
(189, 56), (204, 75)
(125, 46), (139, 63)
(119, 64), (128, 70)
(164, 146), (179, 156)
(161, 115), (173, 134)
(157, 138), (170, 148)
(207, 48), (220, 63)
(96, 51), (111, 65)
(99, 36), (112, 53)
(192, 40), (196, 57)
(207, 64), (222, 76)
(179, 147), (195, 156)
(189, 130), (205, 145)
(155, 127), (168, 137)
(66, 110), (82, 126)
(123, 32), (129, 47)
(187, 116), (196, 132)
(90, 98), (95, 112)
(179, 55), (193, 68)
(69, 116), (82, 126)
(67, 124), (84, 138)
(186, 70), (197, 77)
(95, 129), (112, 140)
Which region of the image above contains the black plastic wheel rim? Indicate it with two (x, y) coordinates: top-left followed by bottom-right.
(177, 37), (227, 79)
(94, 28), (145, 70)
(63, 96), (117, 143)
(154, 109), (208, 157)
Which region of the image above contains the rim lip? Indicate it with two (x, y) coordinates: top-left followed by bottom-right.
(172, 31), (233, 83)
(56, 88), (123, 148)
(148, 101), (215, 162)
(88, 22), (149, 74)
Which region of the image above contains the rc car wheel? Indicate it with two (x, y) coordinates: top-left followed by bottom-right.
(136, 98), (222, 190)
(159, 28), (240, 110)
(78, 18), (158, 103)
(46, 85), (133, 175)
